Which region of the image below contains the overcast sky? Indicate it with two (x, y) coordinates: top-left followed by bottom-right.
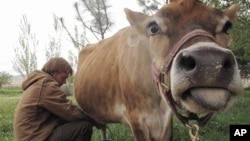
(0, 0), (142, 75)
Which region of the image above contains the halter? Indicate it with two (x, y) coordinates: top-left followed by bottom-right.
(153, 29), (216, 132)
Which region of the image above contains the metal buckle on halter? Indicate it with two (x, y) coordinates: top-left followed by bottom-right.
(159, 72), (169, 90)
(188, 124), (200, 141)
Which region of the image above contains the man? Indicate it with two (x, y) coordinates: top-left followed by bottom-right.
(14, 57), (94, 141)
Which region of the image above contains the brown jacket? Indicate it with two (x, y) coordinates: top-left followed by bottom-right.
(14, 70), (87, 141)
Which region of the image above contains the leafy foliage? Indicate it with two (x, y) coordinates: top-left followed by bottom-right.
(204, 0), (250, 78)
(75, 0), (114, 40)
(0, 71), (11, 88)
(45, 14), (62, 61)
(137, 0), (163, 14)
(12, 15), (38, 79)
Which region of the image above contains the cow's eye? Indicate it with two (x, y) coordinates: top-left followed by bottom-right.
(148, 21), (161, 35)
(222, 21), (232, 34)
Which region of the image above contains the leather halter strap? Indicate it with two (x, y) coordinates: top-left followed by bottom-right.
(163, 29), (216, 73)
(156, 29), (216, 127)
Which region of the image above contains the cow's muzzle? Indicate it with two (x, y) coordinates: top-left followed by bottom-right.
(170, 42), (243, 113)
(153, 30), (242, 128)
(175, 44), (235, 86)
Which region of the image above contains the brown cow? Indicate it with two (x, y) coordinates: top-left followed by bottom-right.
(74, 0), (243, 140)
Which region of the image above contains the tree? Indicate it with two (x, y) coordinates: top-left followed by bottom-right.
(59, 0), (114, 70)
(60, 0), (114, 46)
(137, 0), (165, 14)
(45, 14), (62, 61)
(12, 15), (38, 79)
(0, 71), (12, 88)
(60, 19), (86, 71)
(74, 0), (114, 40)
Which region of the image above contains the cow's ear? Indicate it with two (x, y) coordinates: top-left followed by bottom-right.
(224, 4), (239, 21)
(124, 8), (148, 25)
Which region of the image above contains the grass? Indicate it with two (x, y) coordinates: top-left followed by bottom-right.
(0, 87), (20, 141)
(0, 87), (250, 141)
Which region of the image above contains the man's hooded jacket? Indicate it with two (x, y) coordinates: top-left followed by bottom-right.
(14, 70), (87, 141)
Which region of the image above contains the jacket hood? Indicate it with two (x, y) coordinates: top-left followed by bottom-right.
(22, 70), (51, 90)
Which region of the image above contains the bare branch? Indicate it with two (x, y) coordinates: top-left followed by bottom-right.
(59, 18), (84, 47)
(75, 2), (101, 41)
(102, 0), (110, 37)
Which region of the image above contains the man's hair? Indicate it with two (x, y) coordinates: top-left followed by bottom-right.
(42, 57), (73, 75)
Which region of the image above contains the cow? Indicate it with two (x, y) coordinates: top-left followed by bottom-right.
(74, 0), (243, 140)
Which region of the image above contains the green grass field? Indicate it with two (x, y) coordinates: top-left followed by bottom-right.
(1, 87), (249, 141)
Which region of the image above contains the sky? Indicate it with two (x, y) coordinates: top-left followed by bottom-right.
(0, 0), (142, 75)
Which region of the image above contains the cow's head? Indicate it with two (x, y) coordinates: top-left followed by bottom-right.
(125, 0), (243, 116)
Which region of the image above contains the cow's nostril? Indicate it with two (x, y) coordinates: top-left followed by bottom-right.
(179, 56), (196, 71)
(223, 59), (232, 69)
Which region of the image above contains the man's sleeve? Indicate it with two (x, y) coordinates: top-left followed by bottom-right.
(41, 85), (88, 122)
